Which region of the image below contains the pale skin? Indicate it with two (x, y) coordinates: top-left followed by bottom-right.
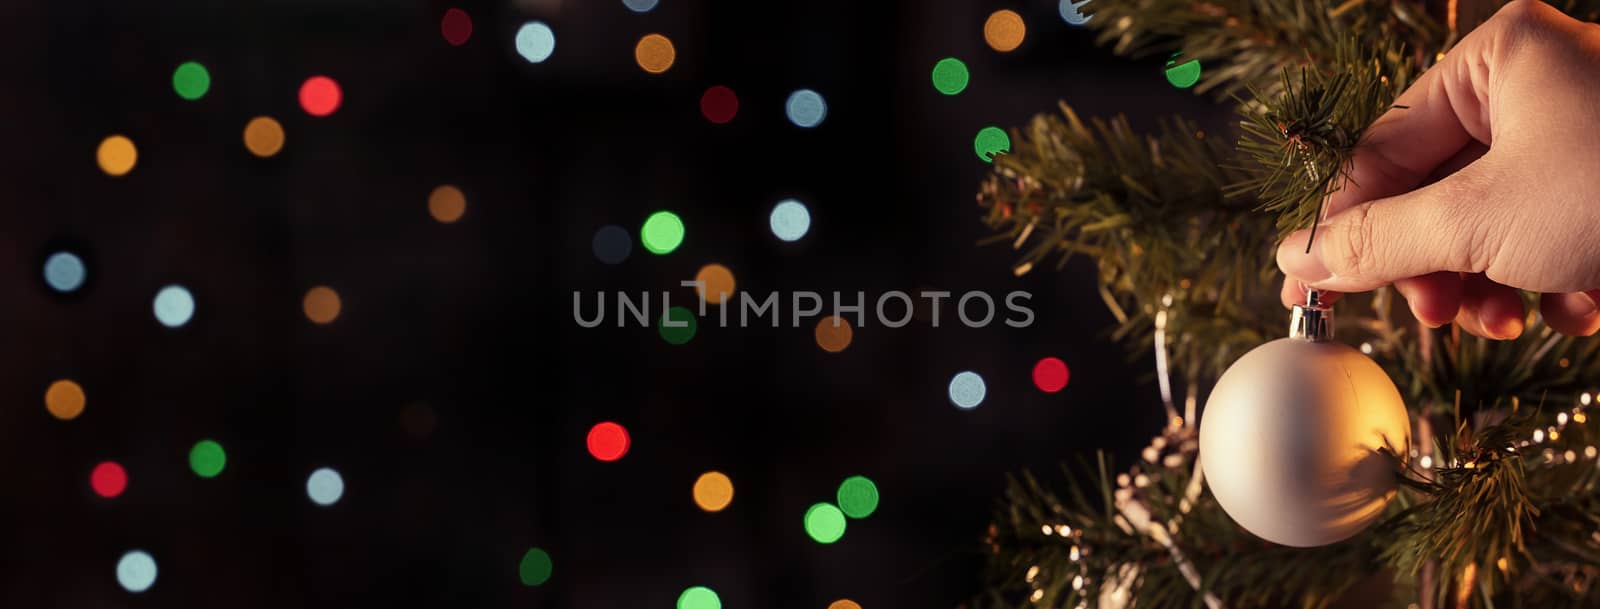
(1276, 0), (1600, 339)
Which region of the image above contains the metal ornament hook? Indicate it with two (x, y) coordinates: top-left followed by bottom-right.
(1290, 288), (1334, 341)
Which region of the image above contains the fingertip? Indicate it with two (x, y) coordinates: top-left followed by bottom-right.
(1540, 292), (1600, 337)
(1461, 275), (1525, 340)
(1394, 272), (1464, 328)
(1276, 230), (1332, 285)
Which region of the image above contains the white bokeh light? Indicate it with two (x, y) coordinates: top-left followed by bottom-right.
(307, 467), (345, 506)
(153, 285), (195, 328)
(515, 22), (556, 64)
(949, 371), (987, 409)
(769, 199), (811, 242)
(117, 550), (157, 593)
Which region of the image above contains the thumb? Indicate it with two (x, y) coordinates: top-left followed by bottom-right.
(1276, 170), (1496, 293)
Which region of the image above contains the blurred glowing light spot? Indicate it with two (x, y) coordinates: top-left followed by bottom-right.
(984, 10), (1027, 52)
(593, 225), (632, 264)
(623, 0), (659, 12)
(931, 57), (969, 95)
(692, 471), (734, 512)
(92, 461), (127, 498)
(441, 8), (473, 46)
(679, 586), (722, 609)
(172, 61), (210, 100)
(1060, 0), (1093, 25)
(949, 371), (987, 409)
(641, 211), (685, 255)
(1032, 357), (1070, 393)
(815, 316), (853, 353)
(1164, 53), (1202, 89)
(785, 89), (827, 128)
(804, 502), (847, 543)
(298, 76), (342, 117)
(516, 22), (556, 63)
(117, 550), (157, 593)
(659, 305), (697, 345)
(303, 286), (341, 324)
(519, 547), (553, 586)
(306, 467), (344, 506)
(153, 285), (195, 328)
(837, 475), (879, 519)
(243, 116), (285, 158)
(635, 34), (676, 74)
(97, 135), (137, 177)
(975, 126), (1011, 162)
(46, 379), (86, 421)
(44, 251), (87, 292)
(769, 199), (811, 241)
(695, 264), (735, 305)
(428, 184), (467, 223)
(587, 421), (630, 461)
(829, 601), (863, 609)
(700, 85), (738, 124)
(189, 439), (226, 478)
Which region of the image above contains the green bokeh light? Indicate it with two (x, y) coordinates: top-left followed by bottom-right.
(974, 126), (1011, 163)
(641, 211), (685, 255)
(931, 57), (969, 95)
(660, 305), (697, 345)
(678, 586), (721, 609)
(172, 61), (211, 101)
(804, 502), (847, 544)
(837, 475), (879, 519)
(518, 548), (553, 586)
(188, 439), (226, 478)
(1164, 53), (1202, 89)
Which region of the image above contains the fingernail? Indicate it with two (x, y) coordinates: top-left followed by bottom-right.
(1277, 230), (1332, 283)
(1582, 291), (1600, 316)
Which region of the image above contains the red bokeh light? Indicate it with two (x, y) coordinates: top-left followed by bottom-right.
(586, 422), (630, 462)
(91, 461), (127, 498)
(1032, 357), (1070, 393)
(298, 76), (343, 117)
(700, 86), (739, 124)
(441, 8), (473, 46)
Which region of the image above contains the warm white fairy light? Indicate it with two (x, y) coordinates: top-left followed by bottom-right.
(1142, 446), (1160, 462)
(1420, 455), (1434, 469)
(1566, 450), (1577, 462)
(1072, 575), (1084, 591)
(1586, 446), (1596, 459)
(1558, 412), (1569, 426)
(1026, 565), (1040, 582)
(1116, 473), (1131, 487)
(1550, 429), (1561, 441)
(1576, 412), (1588, 424)
(1042, 524), (1053, 536)
(1056, 524), (1070, 536)
(1583, 392), (1593, 406)
(1134, 474), (1150, 488)
(1031, 589), (1045, 602)
(1359, 342), (1373, 354)
(1070, 545), (1080, 561)
(1534, 429), (1546, 443)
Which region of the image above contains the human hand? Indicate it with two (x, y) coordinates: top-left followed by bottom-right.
(1276, 0), (1600, 339)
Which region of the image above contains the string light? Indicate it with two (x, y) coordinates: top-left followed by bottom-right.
(700, 86), (738, 124)
(519, 548), (553, 586)
(171, 61), (210, 100)
(97, 135), (137, 177)
(815, 316), (853, 353)
(441, 8), (472, 46)
(428, 184), (467, 223)
(116, 550), (157, 593)
(243, 116), (286, 157)
(1559, 412), (1569, 426)
(1420, 455), (1433, 469)
(1583, 392), (1593, 406)
(43, 251), (87, 292)
(1534, 429), (1545, 443)
(634, 34), (676, 74)
(837, 475), (880, 518)
(769, 199), (811, 241)
(983, 10), (1027, 52)
(189, 440), (226, 478)
(695, 264), (735, 305)
(948, 371), (987, 409)
(641, 211), (686, 255)
(785, 89), (827, 128)
(153, 285), (195, 328)
(804, 503), (847, 543)
(302, 286), (342, 324)
(692, 471), (734, 512)
(931, 57), (969, 95)
(1032, 357), (1070, 393)
(592, 225), (632, 264)
(659, 306), (697, 345)
(587, 422), (630, 461)
(974, 126), (1010, 162)
(46, 379), (86, 420)
(306, 467), (345, 506)
(515, 22), (556, 63)
(298, 76), (342, 117)
(678, 586), (721, 609)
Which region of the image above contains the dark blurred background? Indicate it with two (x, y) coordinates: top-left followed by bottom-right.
(0, 0), (1232, 607)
